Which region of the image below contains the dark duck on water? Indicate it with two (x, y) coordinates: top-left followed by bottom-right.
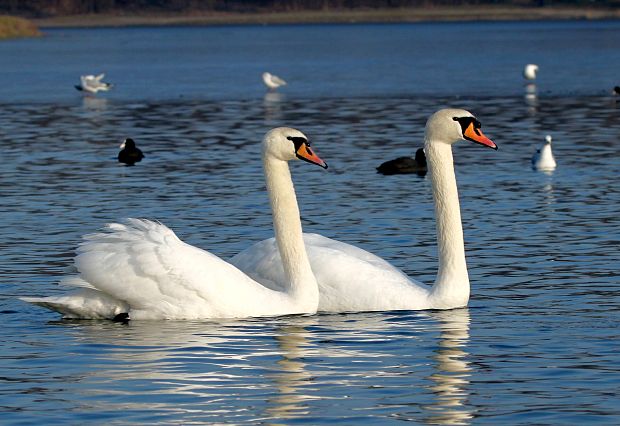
(118, 138), (144, 166)
(376, 147), (427, 176)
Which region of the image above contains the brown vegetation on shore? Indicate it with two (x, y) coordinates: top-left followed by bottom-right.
(0, 15), (41, 39)
(30, 6), (620, 28)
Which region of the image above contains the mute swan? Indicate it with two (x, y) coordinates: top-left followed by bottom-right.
(532, 135), (556, 171)
(376, 147), (427, 176)
(523, 64), (538, 80)
(231, 109), (497, 312)
(262, 72), (287, 90)
(118, 138), (144, 166)
(75, 74), (113, 94)
(21, 128), (328, 320)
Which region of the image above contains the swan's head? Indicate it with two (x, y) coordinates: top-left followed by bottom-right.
(262, 127), (328, 169)
(425, 109), (497, 150)
(545, 135), (552, 144)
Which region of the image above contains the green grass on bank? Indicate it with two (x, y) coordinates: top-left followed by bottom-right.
(0, 15), (41, 39)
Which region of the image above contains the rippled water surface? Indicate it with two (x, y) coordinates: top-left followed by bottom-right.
(1, 21), (620, 424)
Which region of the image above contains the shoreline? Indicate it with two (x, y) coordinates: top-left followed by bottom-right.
(0, 15), (41, 38)
(31, 6), (620, 28)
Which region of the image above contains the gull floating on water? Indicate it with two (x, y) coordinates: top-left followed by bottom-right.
(523, 64), (539, 80)
(262, 72), (287, 90)
(532, 135), (556, 171)
(75, 74), (113, 94)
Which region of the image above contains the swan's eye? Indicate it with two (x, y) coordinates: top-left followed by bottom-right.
(453, 116), (481, 136)
(287, 136), (309, 151)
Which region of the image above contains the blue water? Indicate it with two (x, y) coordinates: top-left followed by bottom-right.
(1, 20), (620, 424)
(2, 20), (619, 102)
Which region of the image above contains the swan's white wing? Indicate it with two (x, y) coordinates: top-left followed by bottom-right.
(70, 219), (295, 319)
(232, 233), (430, 313)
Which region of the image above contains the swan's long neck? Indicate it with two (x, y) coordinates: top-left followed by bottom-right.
(264, 157), (319, 309)
(425, 141), (470, 308)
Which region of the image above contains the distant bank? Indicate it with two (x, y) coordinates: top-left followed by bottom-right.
(31, 6), (620, 28)
(0, 15), (40, 38)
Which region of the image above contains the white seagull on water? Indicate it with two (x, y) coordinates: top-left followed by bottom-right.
(75, 74), (113, 94)
(523, 64), (539, 80)
(532, 135), (557, 171)
(262, 72), (287, 91)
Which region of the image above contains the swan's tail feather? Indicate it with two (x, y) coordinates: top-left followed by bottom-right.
(20, 288), (129, 320)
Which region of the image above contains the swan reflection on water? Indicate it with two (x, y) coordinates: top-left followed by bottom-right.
(265, 323), (315, 421)
(49, 310), (472, 423)
(425, 309), (473, 425)
(263, 311), (474, 424)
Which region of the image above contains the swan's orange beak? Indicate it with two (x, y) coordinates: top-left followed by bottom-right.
(296, 143), (328, 169)
(464, 122), (497, 150)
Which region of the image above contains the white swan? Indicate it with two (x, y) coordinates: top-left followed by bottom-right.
(532, 134), (556, 171)
(231, 109), (497, 312)
(262, 72), (287, 90)
(21, 128), (328, 320)
(75, 73), (113, 94)
(523, 64), (538, 80)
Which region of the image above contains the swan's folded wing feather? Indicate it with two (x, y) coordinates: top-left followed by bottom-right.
(230, 237), (285, 292)
(232, 232), (427, 313)
(75, 219), (288, 319)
